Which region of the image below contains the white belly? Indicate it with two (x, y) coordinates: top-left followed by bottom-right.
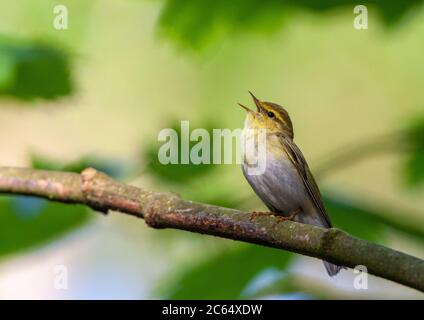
(243, 149), (308, 215)
(243, 132), (309, 215)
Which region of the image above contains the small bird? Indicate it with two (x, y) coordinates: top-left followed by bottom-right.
(239, 92), (341, 276)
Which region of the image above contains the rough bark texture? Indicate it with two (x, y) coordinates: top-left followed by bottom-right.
(0, 166), (423, 292)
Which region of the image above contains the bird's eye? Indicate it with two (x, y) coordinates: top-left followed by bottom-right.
(267, 111), (275, 118)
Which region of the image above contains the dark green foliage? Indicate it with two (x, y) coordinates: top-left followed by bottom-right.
(0, 196), (90, 259)
(326, 193), (424, 243)
(163, 244), (293, 299)
(324, 195), (386, 242)
(158, 0), (423, 50)
(145, 121), (218, 182)
(0, 38), (72, 100)
(31, 154), (126, 179)
(404, 117), (424, 188)
(0, 154), (129, 258)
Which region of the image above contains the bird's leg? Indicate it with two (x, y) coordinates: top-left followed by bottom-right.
(250, 211), (276, 220)
(250, 208), (301, 222)
(275, 208), (301, 223)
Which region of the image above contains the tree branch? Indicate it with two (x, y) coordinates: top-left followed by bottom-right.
(0, 166), (423, 292)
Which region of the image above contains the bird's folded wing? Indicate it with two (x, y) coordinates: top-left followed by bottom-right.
(277, 133), (332, 227)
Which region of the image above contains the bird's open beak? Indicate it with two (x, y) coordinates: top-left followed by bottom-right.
(238, 91), (263, 114)
(249, 91), (263, 112)
(238, 102), (253, 113)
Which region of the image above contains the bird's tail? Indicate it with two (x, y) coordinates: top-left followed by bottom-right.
(323, 260), (342, 277)
(294, 208), (343, 277)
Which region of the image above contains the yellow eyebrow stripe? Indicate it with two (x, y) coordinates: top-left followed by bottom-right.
(275, 113), (288, 126)
(263, 104), (288, 127)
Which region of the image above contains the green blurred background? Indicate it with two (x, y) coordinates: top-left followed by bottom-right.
(0, 0), (423, 299)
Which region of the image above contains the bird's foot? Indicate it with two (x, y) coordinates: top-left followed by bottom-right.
(249, 211), (275, 220)
(275, 208), (301, 223)
(249, 209), (301, 223)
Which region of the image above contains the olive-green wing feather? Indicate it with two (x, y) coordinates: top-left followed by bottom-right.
(278, 134), (332, 227)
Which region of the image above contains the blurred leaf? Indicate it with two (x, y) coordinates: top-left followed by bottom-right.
(158, 0), (288, 51)
(0, 196), (90, 259)
(162, 244), (293, 299)
(0, 37), (72, 100)
(175, 169), (247, 208)
(324, 195), (386, 242)
(187, 184), (244, 208)
(245, 273), (319, 299)
(404, 116), (424, 188)
(0, 154), (130, 258)
(31, 154), (127, 179)
(145, 121), (218, 183)
(405, 149), (424, 187)
(324, 193), (424, 243)
(158, 0), (423, 51)
(0, 51), (15, 88)
(31, 154), (64, 171)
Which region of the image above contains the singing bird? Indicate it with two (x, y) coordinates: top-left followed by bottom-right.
(239, 92), (342, 276)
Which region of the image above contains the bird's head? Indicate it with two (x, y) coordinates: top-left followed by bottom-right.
(239, 92), (293, 139)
